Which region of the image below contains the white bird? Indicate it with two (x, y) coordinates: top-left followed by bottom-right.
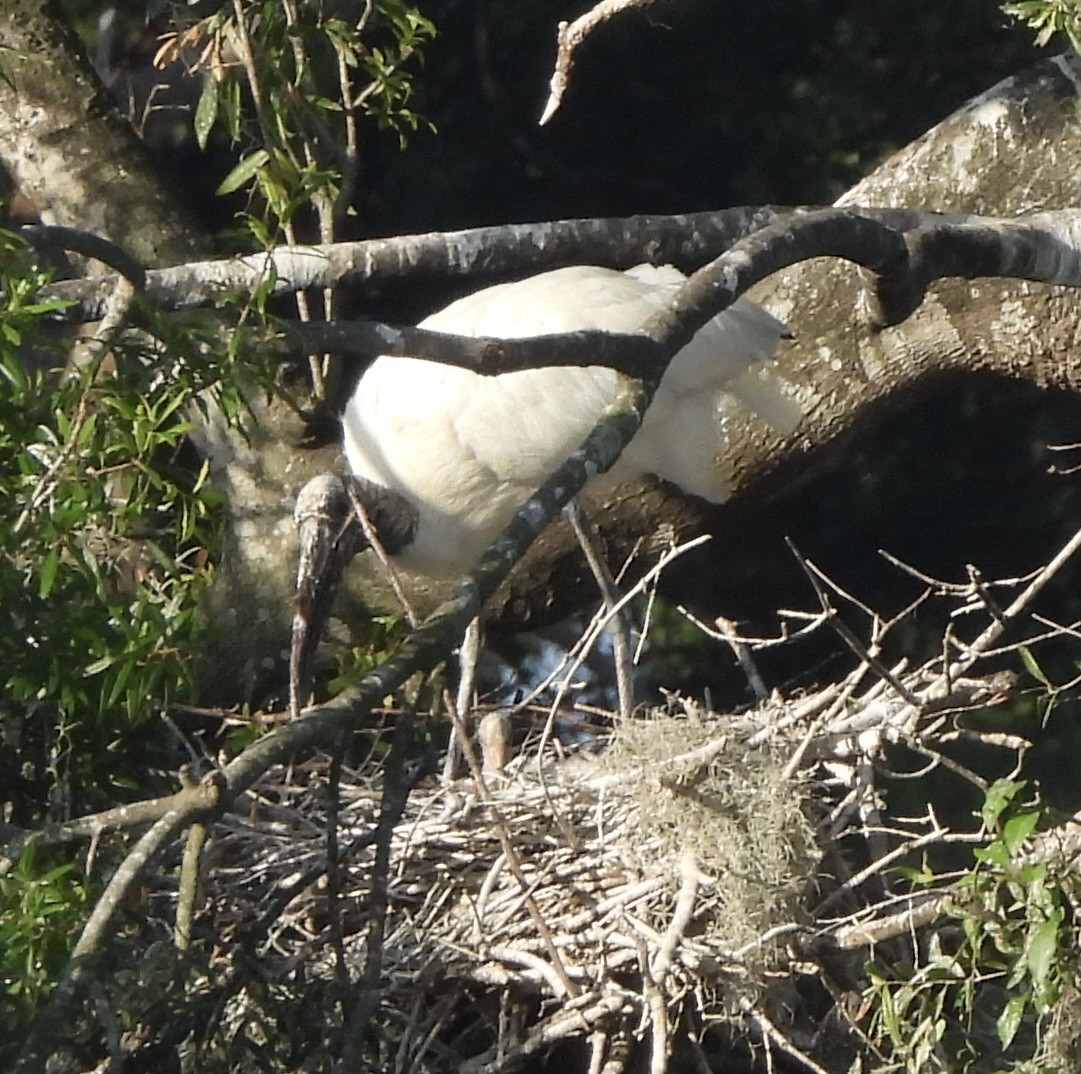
(290, 263), (800, 713)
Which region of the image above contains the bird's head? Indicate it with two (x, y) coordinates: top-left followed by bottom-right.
(289, 473), (417, 718)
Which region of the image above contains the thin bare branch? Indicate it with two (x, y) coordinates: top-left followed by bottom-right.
(540, 0), (680, 126)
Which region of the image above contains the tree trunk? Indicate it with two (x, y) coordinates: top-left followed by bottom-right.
(0, 0), (205, 266)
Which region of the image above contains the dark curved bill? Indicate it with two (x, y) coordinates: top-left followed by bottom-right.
(289, 475), (360, 718)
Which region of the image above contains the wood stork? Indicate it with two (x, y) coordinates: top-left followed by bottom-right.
(290, 263), (801, 715)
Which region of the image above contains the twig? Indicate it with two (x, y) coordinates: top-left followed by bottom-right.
(714, 615), (770, 701)
(443, 617), (482, 784)
(346, 478), (418, 627)
(174, 821), (207, 950)
(651, 847), (698, 980)
(326, 733), (351, 992)
(448, 706), (582, 999)
(815, 826), (982, 916)
(530, 536), (711, 772)
(540, 0), (680, 126)
(787, 539), (922, 708)
(832, 893), (953, 950)
(739, 995), (833, 1074)
(337, 714), (419, 1068)
(16, 225), (147, 288)
(566, 500), (636, 720)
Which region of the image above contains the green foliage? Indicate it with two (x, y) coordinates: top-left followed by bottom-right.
(1003, 0), (1081, 53)
(0, 235), (243, 821)
(158, 1), (435, 244)
(0, 231), (257, 1048)
(863, 779), (1079, 1072)
(329, 613), (409, 697)
(0, 843), (91, 1035)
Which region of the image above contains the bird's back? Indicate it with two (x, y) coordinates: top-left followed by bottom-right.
(343, 265), (798, 576)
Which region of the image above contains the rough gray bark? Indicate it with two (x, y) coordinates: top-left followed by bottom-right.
(0, 0), (205, 267)
(489, 56), (1081, 631)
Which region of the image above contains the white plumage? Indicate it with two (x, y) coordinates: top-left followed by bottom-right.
(341, 263), (799, 577)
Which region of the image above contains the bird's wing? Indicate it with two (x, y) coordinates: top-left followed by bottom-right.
(415, 267), (652, 488)
(343, 264), (799, 574)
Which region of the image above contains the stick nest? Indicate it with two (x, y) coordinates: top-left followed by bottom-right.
(201, 703), (817, 1072)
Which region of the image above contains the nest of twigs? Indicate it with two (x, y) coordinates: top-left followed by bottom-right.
(29, 536), (1081, 1074)
(200, 701), (818, 1073)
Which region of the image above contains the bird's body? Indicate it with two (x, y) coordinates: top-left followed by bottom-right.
(343, 264), (799, 577)
(291, 262), (800, 715)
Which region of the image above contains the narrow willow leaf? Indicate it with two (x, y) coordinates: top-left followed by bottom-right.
(194, 75), (219, 151)
(216, 149), (270, 196)
(997, 992), (1027, 1050)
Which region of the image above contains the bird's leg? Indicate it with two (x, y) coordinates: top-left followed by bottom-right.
(564, 500), (635, 720)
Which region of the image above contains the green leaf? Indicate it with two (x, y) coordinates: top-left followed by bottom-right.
(1001, 810), (1039, 855)
(974, 841), (1011, 867)
(194, 75), (220, 151)
(38, 548), (59, 599)
(216, 149), (270, 196)
(982, 778), (1026, 830)
(1018, 644), (1051, 687)
(997, 992), (1027, 1050)
(84, 654), (116, 676)
(1027, 914), (1061, 996)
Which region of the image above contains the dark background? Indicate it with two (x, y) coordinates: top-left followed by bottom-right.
(72, 0), (1043, 231)
(356, 1), (1040, 230)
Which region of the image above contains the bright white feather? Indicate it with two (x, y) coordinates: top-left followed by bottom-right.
(343, 264), (799, 577)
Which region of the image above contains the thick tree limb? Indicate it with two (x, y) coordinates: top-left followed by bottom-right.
(0, 0), (207, 267)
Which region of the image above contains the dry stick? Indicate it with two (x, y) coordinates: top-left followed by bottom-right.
(833, 892), (955, 951)
(346, 480), (418, 627)
(815, 827), (982, 917)
(446, 704), (581, 999)
(337, 715), (418, 1071)
(644, 848), (699, 1074)
(530, 536), (712, 769)
(325, 733), (351, 994)
(945, 520), (1081, 680)
(443, 617), (481, 784)
(588, 1031), (609, 1074)
(174, 820), (207, 950)
(650, 848), (699, 981)
(854, 519), (1081, 764)
(540, 0), (681, 125)
(835, 802), (1081, 950)
(788, 539), (922, 708)
(714, 615), (770, 701)
(738, 995), (833, 1074)
(565, 500), (636, 720)
(458, 993), (635, 1074)
(824, 528), (1081, 943)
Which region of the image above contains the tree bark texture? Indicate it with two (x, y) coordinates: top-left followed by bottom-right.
(492, 56), (1081, 634)
(0, 0), (205, 266)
